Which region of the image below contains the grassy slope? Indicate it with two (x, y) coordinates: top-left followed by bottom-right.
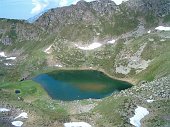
(145, 100), (170, 127)
(93, 96), (130, 127)
(1, 34), (169, 126)
(0, 80), (69, 125)
(134, 33), (170, 81)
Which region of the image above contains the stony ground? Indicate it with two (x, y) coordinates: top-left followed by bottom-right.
(0, 75), (170, 127)
(118, 75), (170, 101)
(114, 75), (170, 127)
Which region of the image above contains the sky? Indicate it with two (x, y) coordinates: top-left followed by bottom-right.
(0, 0), (127, 20)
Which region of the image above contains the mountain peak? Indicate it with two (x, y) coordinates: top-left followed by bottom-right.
(76, 0), (86, 4)
(76, 0), (89, 7)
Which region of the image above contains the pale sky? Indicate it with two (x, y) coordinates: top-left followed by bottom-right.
(0, 0), (127, 20)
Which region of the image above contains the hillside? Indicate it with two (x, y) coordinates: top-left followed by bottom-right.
(0, 0), (170, 126)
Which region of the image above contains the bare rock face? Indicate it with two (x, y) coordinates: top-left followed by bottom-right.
(34, 0), (118, 32)
(0, 29), (5, 34)
(33, 0), (170, 35)
(123, 0), (170, 16)
(1, 37), (12, 45)
(0, 0), (170, 46)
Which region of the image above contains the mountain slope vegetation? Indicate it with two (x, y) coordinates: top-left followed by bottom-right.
(0, 0), (170, 126)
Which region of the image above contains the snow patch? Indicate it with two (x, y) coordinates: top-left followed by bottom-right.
(15, 112), (28, 119)
(55, 64), (63, 67)
(107, 39), (116, 44)
(44, 45), (52, 54)
(155, 26), (170, 31)
(130, 106), (149, 127)
(160, 39), (166, 42)
(64, 122), (92, 127)
(11, 121), (23, 127)
(4, 63), (13, 66)
(146, 100), (154, 103)
(0, 108), (10, 112)
(75, 42), (102, 50)
(6, 57), (16, 60)
(0, 52), (7, 57)
(148, 38), (154, 41)
(147, 30), (151, 33)
(113, 0), (129, 5)
(96, 33), (100, 35)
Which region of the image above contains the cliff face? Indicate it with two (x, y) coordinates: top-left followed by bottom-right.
(35, 0), (170, 31)
(34, 0), (118, 33)
(0, 19), (41, 47)
(124, 0), (170, 16)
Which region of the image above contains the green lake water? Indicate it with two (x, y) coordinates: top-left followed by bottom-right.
(33, 70), (132, 101)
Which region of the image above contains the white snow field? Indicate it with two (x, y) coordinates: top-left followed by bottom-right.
(11, 121), (23, 127)
(64, 122), (92, 127)
(0, 108), (10, 112)
(75, 42), (102, 50)
(14, 112), (28, 119)
(130, 106), (149, 127)
(0, 52), (7, 57)
(155, 26), (170, 31)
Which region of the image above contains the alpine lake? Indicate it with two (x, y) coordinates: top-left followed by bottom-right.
(33, 70), (132, 101)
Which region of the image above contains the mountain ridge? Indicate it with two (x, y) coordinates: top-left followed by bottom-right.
(0, 0), (170, 81)
(1, 0), (169, 44)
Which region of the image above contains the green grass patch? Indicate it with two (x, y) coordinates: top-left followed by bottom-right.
(94, 96), (129, 126)
(144, 12), (159, 28)
(145, 100), (170, 127)
(163, 14), (170, 23)
(32, 99), (69, 121)
(113, 14), (139, 35)
(0, 80), (47, 98)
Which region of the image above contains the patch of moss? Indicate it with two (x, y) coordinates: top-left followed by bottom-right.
(94, 96), (131, 126)
(144, 12), (159, 28)
(163, 14), (170, 23)
(113, 13), (139, 35)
